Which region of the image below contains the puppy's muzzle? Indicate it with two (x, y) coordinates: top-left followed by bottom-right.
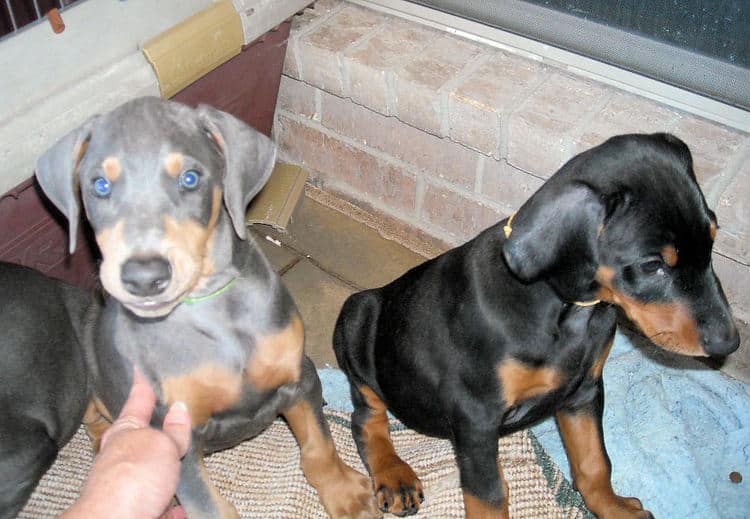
(121, 256), (172, 298)
(702, 320), (740, 357)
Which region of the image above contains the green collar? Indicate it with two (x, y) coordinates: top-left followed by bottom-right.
(183, 277), (236, 305)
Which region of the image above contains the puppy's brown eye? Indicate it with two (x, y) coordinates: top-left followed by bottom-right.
(639, 258), (665, 275)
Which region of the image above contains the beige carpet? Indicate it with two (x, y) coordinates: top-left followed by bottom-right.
(20, 410), (591, 518)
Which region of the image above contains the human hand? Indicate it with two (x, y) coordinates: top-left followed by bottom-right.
(62, 370), (192, 519)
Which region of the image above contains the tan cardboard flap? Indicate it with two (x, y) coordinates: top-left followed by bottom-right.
(246, 163), (309, 231)
(142, 1), (243, 98)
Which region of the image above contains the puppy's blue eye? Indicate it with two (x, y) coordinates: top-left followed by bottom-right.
(92, 177), (112, 197)
(179, 170), (200, 191)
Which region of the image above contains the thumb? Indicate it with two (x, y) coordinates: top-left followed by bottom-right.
(159, 505), (186, 519)
(162, 401), (192, 457)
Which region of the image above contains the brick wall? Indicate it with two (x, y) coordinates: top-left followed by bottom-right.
(274, 1), (750, 333)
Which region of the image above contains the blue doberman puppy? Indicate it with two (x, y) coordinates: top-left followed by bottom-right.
(333, 133), (740, 518)
(36, 97), (376, 518)
(0, 262), (97, 519)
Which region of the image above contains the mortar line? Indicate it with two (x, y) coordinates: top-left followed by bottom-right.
(439, 51), (495, 137)
(318, 177), (462, 249)
(340, 20), (391, 97)
(475, 155), (486, 194)
(386, 32), (443, 117)
(287, 1), (347, 82)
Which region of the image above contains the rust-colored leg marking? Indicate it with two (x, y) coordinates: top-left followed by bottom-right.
(359, 385), (423, 516)
(82, 398), (114, 452)
(557, 411), (652, 518)
(463, 490), (509, 519)
(247, 315), (305, 391)
(283, 400), (376, 518)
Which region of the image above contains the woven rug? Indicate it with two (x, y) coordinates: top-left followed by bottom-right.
(20, 410), (592, 518)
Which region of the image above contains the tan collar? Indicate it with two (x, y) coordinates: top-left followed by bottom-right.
(503, 212), (601, 308)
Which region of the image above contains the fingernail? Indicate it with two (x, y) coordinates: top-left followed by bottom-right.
(164, 401), (191, 425)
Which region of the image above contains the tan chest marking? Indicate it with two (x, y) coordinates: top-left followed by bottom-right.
(162, 363), (243, 426)
(497, 359), (563, 408)
(246, 315), (305, 391)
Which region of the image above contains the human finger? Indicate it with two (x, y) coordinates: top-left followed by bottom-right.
(159, 505), (186, 519)
(100, 369), (157, 450)
(118, 367), (157, 424)
(162, 401), (192, 457)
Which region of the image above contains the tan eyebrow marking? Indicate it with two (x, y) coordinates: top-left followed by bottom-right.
(164, 152), (184, 178)
(102, 157), (122, 182)
(661, 245), (679, 267)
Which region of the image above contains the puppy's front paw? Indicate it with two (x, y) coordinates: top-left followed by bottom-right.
(318, 462), (379, 519)
(594, 495), (654, 519)
(372, 461), (423, 517)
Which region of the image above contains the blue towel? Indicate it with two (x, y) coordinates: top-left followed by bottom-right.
(319, 330), (750, 519)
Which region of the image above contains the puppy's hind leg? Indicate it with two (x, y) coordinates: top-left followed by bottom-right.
(0, 422), (59, 519)
(283, 357), (376, 518)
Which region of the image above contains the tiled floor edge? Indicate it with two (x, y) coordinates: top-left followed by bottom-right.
(303, 184), (450, 259)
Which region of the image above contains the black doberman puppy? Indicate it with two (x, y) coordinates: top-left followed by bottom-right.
(35, 97), (375, 518)
(0, 262), (97, 519)
(334, 133), (740, 518)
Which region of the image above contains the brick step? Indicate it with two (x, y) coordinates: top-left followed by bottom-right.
(275, 0), (750, 321)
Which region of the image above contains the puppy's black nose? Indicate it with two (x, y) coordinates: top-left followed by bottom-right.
(121, 257), (171, 297)
(703, 323), (741, 357)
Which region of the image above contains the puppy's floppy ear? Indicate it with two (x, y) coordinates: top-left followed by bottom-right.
(502, 181), (605, 301)
(198, 105), (277, 240)
(35, 117), (97, 254)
